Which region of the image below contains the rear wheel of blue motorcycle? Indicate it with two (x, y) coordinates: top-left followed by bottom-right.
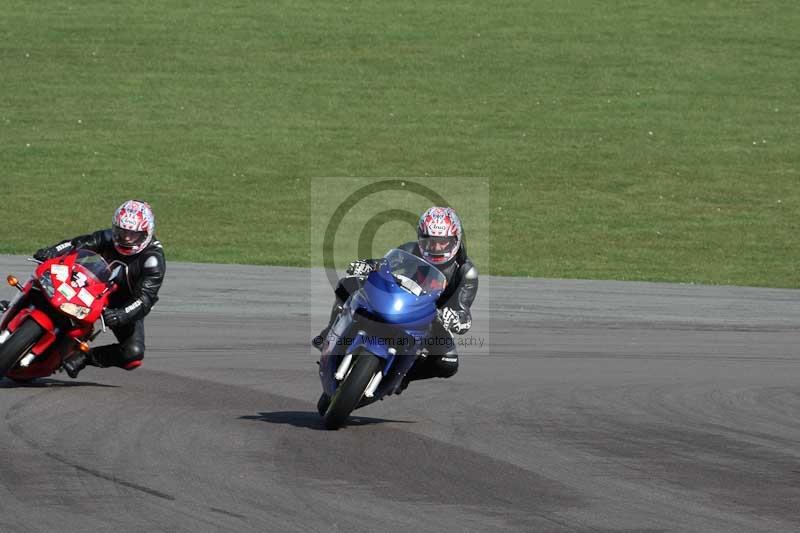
(0, 320), (44, 378)
(323, 351), (381, 430)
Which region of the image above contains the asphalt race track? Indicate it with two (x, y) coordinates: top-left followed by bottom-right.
(1, 255), (799, 532)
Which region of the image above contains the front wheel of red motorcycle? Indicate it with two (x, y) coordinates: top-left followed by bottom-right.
(0, 320), (44, 378)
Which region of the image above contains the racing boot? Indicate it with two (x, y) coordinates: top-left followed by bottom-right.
(62, 350), (101, 379)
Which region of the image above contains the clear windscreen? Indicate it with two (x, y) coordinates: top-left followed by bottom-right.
(73, 249), (112, 283)
(383, 249), (447, 295)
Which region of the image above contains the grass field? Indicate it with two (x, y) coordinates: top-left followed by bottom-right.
(1, 1), (797, 287)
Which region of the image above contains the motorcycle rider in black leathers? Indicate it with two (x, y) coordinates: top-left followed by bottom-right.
(313, 206), (478, 390)
(29, 200), (166, 378)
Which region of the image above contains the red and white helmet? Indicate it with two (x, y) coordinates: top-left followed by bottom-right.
(417, 206), (462, 265)
(112, 200), (155, 256)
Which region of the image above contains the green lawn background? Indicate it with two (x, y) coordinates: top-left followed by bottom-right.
(1, 1), (797, 287)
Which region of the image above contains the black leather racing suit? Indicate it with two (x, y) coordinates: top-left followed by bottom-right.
(331, 242), (478, 382)
(43, 229), (166, 369)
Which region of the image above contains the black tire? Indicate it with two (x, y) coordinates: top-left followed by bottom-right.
(323, 352), (381, 430)
(7, 377), (35, 385)
(0, 320), (44, 378)
(316, 393), (331, 417)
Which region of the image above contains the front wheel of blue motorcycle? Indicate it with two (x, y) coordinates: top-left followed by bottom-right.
(323, 351), (381, 430)
(316, 393), (330, 416)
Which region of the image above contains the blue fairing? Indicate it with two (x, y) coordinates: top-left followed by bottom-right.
(347, 333), (398, 366)
(319, 249), (446, 403)
(361, 263), (438, 330)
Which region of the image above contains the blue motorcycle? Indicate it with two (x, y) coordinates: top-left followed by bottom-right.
(317, 248), (447, 429)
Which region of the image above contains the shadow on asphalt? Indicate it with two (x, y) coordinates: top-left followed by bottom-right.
(240, 411), (414, 430)
(0, 378), (119, 388)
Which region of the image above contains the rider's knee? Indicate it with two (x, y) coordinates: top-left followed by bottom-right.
(121, 342), (145, 370)
(435, 352), (459, 378)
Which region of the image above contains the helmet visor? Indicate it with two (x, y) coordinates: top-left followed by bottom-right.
(113, 226), (147, 249)
(419, 236), (458, 257)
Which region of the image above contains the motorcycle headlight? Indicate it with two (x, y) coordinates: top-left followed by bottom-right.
(38, 273), (56, 298)
(59, 302), (91, 320)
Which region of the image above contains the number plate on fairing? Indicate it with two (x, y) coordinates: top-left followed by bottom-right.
(77, 288), (94, 306)
(57, 283), (77, 300)
(51, 264), (69, 282)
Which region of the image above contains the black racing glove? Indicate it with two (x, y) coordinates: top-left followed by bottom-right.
(438, 307), (472, 334)
(346, 259), (378, 276)
(102, 307), (125, 328)
(33, 247), (59, 262)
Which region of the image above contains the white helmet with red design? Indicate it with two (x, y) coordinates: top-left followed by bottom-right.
(417, 206), (462, 265)
(112, 200), (156, 256)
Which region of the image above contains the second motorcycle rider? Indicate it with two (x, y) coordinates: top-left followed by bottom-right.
(30, 200), (166, 378)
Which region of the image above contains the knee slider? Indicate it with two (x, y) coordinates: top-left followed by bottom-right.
(123, 360), (142, 371)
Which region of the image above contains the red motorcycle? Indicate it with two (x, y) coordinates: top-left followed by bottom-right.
(0, 249), (123, 382)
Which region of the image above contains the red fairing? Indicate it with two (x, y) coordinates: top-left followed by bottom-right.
(8, 308), (55, 334)
(8, 309), (58, 355)
(3, 249), (118, 380)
